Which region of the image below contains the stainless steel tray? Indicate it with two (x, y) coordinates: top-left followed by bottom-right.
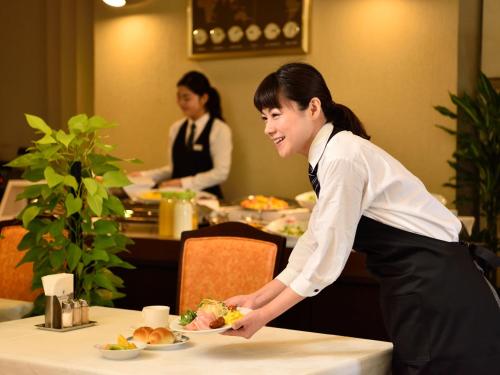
(35, 320), (97, 332)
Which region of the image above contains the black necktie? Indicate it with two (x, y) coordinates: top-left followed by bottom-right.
(187, 123), (196, 150)
(308, 163), (320, 198)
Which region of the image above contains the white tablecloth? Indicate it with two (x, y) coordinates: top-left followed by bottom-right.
(0, 306), (392, 375)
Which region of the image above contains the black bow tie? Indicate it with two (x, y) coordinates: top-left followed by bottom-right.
(308, 163), (320, 198)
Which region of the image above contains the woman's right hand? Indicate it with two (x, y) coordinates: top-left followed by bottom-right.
(225, 294), (260, 310)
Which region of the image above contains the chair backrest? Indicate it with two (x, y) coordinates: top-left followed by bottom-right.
(0, 225), (39, 301)
(177, 222), (285, 314)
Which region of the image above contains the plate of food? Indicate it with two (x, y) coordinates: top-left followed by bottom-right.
(264, 216), (308, 238)
(129, 326), (189, 350)
(295, 191), (316, 210)
(171, 298), (251, 334)
(137, 188), (216, 203)
(95, 334), (147, 360)
(239, 195), (293, 211)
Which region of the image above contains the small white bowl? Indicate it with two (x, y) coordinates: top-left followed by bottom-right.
(295, 191), (317, 210)
(95, 342), (146, 360)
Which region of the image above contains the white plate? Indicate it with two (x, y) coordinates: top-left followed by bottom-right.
(264, 217), (308, 238)
(171, 307), (252, 334)
(136, 188), (216, 203)
(94, 342), (146, 360)
(127, 334), (190, 350)
(295, 191), (316, 210)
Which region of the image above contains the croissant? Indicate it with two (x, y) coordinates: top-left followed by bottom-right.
(149, 327), (175, 344)
(133, 326), (153, 343)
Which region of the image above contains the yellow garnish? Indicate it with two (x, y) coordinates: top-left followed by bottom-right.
(224, 310), (243, 325)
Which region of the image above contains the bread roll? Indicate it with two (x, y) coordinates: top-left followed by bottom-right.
(133, 326), (153, 343)
(149, 327), (175, 344)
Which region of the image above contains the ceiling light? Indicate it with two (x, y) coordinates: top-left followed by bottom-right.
(102, 0), (126, 7)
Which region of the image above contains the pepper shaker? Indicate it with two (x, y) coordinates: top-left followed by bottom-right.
(80, 299), (89, 324)
(72, 299), (82, 326)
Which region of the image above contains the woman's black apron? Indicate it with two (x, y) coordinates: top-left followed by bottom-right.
(171, 117), (223, 199)
(310, 128), (500, 374)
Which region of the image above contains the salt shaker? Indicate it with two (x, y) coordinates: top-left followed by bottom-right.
(80, 299), (89, 324)
(72, 299), (82, 326)
(61, 300), (73, 328)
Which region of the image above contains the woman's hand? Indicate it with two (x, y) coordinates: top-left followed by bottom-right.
(223, 308), (268, 339)
(225, 294), (259, 310)
(159, 179), (182, 188)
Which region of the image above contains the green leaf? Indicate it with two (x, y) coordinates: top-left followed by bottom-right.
(44, 167), (64, 187)
(36, 134), (57, 144)
(94, 272), (116, 291)
(94, 220), (118, 235)
(68, 114), (88, 133)
(22, 167), (46, 182)
(104, 195), (125, 216)
(16, 184), (44, 200)
(22, 206), (40, 227)
(25, 114), (52, 134)
(102, 171), (131, 188)
(88, 116), (116, 130)
(16, 248), (40, 267)
(55, 130), (75, 148)
(83, 178), (98, 195)
(5, 153), (41, 168)
(434, 105), (457, 119)
(87, 194), (103, 216)
(67, 243), (82, 272)
(63, 175), (78, 191)
(49, 249), (66, 269)
(96, 183), (108, 199)
(65, 194), (83, 217)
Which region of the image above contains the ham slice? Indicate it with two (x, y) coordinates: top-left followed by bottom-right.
(185, 310), (217, 331)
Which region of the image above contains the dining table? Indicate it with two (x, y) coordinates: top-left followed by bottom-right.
(0, 306), (392, 375)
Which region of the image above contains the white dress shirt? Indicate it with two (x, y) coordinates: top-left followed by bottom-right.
(276, 123), (462, 297)
(141, 113), (232, 191)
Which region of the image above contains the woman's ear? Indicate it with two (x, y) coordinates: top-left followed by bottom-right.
(308, 97), (322, 119)
(200, 93), (209, 106)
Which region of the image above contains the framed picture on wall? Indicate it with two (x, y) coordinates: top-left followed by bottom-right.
(187, 0), (310, 60)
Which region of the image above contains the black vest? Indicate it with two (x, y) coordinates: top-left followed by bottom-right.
(171, 117), (223, 199)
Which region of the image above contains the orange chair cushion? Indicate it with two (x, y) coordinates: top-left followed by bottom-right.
(179, 237), (277, 313)
(0, 226), (39, 302)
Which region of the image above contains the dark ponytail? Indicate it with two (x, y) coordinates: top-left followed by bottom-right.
(254, 63), (370, 140)
(177, 71), (224, 121)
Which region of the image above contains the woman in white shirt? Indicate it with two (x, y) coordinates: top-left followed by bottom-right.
(137, 71), (232, 198)
(225, 63), (500, 374)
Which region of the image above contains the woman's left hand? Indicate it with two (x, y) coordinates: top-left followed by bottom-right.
(159, 179), (182, 188)
(222, 308), (268, 339)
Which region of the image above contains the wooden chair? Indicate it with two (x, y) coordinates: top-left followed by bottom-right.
(0, 225), (39, 302)
(177, 222), (286, 314)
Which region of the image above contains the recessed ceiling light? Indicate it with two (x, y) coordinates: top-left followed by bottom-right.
(103, 0), (126, 7)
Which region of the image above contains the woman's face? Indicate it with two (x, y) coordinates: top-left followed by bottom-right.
(176, 85), (207, 120)
(261, 98), (319, 158)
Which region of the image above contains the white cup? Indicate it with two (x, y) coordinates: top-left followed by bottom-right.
(142, 305), (170, 328)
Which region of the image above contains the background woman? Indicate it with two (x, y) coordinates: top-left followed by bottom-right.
(225, 63), (500, 374)
(134, 71), (232, 199)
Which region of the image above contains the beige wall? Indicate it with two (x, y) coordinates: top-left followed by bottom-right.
(482, 0), (500, 77)
(95, 0), (460, 204)
(0, 0), (93, 162)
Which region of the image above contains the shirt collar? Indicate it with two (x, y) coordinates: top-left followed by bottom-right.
(190, 112), (210, 128)
(308, 123), (334, 168)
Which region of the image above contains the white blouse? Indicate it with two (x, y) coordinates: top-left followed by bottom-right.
(141, 113), (232, 191)
(276, 123), (462, 297)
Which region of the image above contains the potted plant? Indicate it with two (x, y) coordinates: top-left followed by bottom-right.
(6, 113), (138, 314)
(434, 73), (500, 266)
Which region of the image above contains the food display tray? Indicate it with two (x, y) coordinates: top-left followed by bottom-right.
(35, 321), (97, 332)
